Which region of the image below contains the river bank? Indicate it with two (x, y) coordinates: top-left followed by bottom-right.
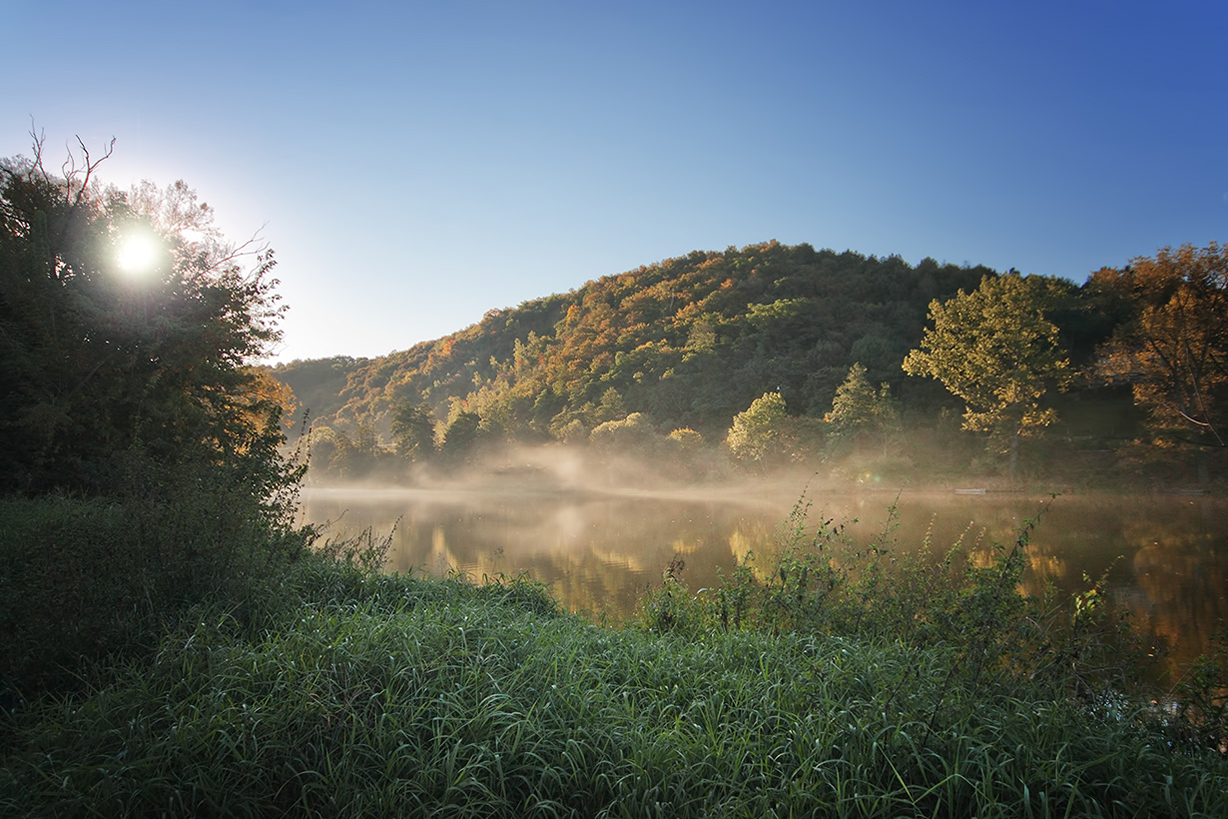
(2, 536), (1225, 816)
(2, 575), (1224, 816)
(300, 483), (1228, 676)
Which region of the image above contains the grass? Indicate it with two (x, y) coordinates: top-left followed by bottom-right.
(1, 492), (1226, 817)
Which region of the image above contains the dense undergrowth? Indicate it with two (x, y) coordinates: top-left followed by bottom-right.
(1, 492), (1226, 817)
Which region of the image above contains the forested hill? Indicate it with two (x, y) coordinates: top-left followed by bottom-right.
(272, 242), (995, 443)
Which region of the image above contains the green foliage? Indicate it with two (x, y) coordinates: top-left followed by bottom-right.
(4, 545), (1225, 818)
(282, 243), (989, 458)
(0, 137), (310, 708)
(261, 240), (1228, 484)
(9, 135), (1227, 817)
(639, 494), (1151, 710)
(823, 362), (900, 457)
(589, 411), (657, 452)
(390, 400), (437, 461)
(667, 427), (704, 450)
(1165, 628), (1228, 755)
(636, 555), (705, 635)
(0, 468), (310, 700)
(0, 143), (287, 496)
(269, 356), (363, 426)
(903, 272), (1073, 478)
(305, 422), (398, 480)
(725, 391), (789, 465)
(440, 410), (484, 462)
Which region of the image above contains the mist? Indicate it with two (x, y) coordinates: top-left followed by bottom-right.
(295, 440), (1228, 671)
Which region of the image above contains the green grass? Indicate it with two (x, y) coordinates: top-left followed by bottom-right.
(1, 493), (1226, 817)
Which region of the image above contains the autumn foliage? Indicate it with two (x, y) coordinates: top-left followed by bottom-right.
(274, 240), (1228, 486)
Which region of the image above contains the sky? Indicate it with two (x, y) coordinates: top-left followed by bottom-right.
(4, 1), (1227, 363)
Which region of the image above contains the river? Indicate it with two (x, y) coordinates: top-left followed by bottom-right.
(300, 482), (1227, 673)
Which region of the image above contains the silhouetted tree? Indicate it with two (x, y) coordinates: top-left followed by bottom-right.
(0, 132), (288, 495)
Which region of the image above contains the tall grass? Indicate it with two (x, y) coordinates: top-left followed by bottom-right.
(1, 491), (1225, 817)
(0, 458), (311, 706)
(639, 496), (1149, 705)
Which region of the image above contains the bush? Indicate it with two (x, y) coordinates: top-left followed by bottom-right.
(0, 461), (311, 702)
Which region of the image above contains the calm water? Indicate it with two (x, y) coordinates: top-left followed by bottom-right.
(300, 485), (1227, 669)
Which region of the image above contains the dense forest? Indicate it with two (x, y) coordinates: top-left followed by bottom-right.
(273, 241), (1226, 487)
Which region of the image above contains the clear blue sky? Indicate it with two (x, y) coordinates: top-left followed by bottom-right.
(4, 1), (1226, 363)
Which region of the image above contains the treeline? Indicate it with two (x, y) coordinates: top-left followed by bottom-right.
(275, 240), (1226, 487)
(275, 245), (987, 476)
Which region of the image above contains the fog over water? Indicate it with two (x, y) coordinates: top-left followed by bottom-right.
(299, 447), (1228, 672)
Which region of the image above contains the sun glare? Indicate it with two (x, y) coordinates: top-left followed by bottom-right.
(116, 232), (161, 276)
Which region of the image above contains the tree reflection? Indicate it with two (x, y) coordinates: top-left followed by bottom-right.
(301, 489), (1227, 666)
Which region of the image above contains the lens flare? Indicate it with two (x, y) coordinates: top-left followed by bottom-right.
(116, 232), (161, 275)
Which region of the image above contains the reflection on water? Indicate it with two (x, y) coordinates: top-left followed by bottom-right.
(302, 486), (788, 619)
(301, 487), (1227, 668)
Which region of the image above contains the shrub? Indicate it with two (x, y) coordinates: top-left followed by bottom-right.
(0, 461), (310, 702)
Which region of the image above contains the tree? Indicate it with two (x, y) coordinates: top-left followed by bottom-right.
(902, 273), (1072, 479)
(668, 427), (704, 451)
(1093, 243), (1228, 451)
(589, 412), (656, 452)
(390, 400), (437, 461)
(726, 392), (789, 467)
(242, 367), (300, 433)
(0, 133), (288, 495)
(440, 410), (482, 463)
(823, 362), (898, 457)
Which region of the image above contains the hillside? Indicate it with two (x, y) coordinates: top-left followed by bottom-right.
(273, 241), (995, 444)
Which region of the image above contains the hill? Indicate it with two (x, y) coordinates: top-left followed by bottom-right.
(273, 241), (993, 445)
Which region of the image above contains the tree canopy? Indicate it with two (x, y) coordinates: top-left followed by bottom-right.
(726, 392), (789, 466)
(902, 273), (1072, 478)
(0, 137), (289, 496)
(823, 363), (898, 457)
(390, 401), (437, 461)
(265, 233), (1221, 485)
(275, 244), (988, 447)
(1092, 243), (1228, 449)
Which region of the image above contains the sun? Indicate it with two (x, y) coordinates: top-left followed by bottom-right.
(116, 231), (162, 276)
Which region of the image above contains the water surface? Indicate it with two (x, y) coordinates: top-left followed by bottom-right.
(301, 485), (1227, 670)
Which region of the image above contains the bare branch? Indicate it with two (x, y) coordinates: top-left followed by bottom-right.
(26, 119), (50, 184)
(60, 140), (77, 193)
(63, 135), (116, 206)
(201, 225), (271, 278)
(52, 134), (116, 206)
